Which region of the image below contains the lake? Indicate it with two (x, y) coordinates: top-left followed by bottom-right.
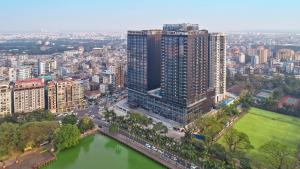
(43, 134), (165, 169)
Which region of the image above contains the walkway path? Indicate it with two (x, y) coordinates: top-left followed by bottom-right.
(98, 125), (189, 169)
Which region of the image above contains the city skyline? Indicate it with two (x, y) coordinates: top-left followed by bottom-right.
(1, 0), (300, 33)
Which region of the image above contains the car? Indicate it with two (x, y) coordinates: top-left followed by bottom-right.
(191, 164), (197, 169)
(145, 143), (151, 149)
(57, 113), (63, 117)
(151, 146), (158, 151)
(158, 149), (163, 154)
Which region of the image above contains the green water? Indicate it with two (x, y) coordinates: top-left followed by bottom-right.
(43, 134), (165, 169)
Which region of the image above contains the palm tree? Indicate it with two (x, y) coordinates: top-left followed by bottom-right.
(109, 122), (119, 134)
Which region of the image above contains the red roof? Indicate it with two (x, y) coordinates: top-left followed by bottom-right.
(15, 78), (44, 85)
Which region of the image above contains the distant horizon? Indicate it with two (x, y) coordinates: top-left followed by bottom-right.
(1, 28), (300, 34)
(1, 0), (300, 33)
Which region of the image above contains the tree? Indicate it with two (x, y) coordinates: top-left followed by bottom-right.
(0, 123), (20, 158)
(210, 143), (227, 161)
(77, 115), (94, 133)
(181, 128), (193, 144)
(54, 124), (81, 151)
(224, 128), (253, 152)
(128, 112), (151, 126)
(194, 116), (223, 147)
(62, 114), (78, 125)
(19, 121), (58, 150)
(259, 141), (298, 169)
(103, 109), (116, 122)
(25, 110), (55, 122)
(153, 122), (168, 134)
(239, 93), (252, 109)
(109, 122), (119, 134)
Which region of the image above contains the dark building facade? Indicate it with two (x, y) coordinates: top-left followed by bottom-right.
(127, 24), (223, 123)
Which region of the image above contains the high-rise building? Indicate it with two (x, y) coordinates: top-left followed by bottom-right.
(277, 49), (295, 60)
(115, 64), (125, 90)
(239, 53), (245, 64)
(251, 55), (260, 67)
(127, 30), (162, 96)
(127, 24), (223, 123)
(16, 66), (32, 80)
(13, 78), (45, 113)
(160, 28), (209, 106)
(256, 46), (268, 64)
(209, 33), (227, 103)
(72, 79), (85, 109)
(295, 51), (300, 61)
(0, 81), (12, 116)
(47, 81), (57, 113)
(48, 78), (86, 113)
(8, 68), (16, 82)
(38, 60), (47, 75)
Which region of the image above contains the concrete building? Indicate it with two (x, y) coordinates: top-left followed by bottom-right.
(239, 53), (245, 64)
(38, 60), (47, 75)
(13, 78), (45, 113)
(8, 68), (16, 82)
(0, 81), (12, 116)
(209, 33), (227, 103)
(48, 78), (86, 113)
(115, 64), (125, 90)
(127, 24), (218, 123)
(47, 81), (57, 113)
(16, 66), (32, 80)
(257, 46), (268, 64)
(251, 55), (260, 67)
(277, 48), (295, 60)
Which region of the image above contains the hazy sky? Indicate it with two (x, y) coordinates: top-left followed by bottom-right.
(0, 0), (299, 32)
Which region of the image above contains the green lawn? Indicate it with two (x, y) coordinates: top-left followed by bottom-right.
(219, 107), (300, 168)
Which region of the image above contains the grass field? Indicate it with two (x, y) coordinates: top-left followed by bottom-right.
(219, 107), (300, 168)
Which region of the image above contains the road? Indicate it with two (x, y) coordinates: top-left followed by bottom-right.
(56, 91), (200, 169)
(93, 118), (199, 169)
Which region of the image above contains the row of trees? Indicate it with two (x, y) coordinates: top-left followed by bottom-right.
(229, 74), (300, 116)
(105, 110), (233, 169)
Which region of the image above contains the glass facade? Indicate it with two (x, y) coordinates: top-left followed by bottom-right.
(127, 25), (224, 124)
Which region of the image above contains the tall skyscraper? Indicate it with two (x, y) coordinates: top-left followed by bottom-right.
(13, 78), (45, 113)
(0, 81), (12, 116)
(161, 27), (209, 107)
(209, 33), (226, 103)
(127, 30), (162, 106)
(127, 24), (225, 123)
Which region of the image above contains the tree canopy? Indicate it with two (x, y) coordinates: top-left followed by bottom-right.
(259, 141), (298, 169)
(54, 124), (81, 151)
(62, 114), (78, 125)
(224, 128), (253, 152)
(77, 115), (94, 133)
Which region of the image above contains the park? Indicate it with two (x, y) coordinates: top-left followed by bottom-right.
(219, 107), (300, 168)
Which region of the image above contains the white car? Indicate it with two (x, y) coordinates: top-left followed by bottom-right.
(191, 164), (197, 169)
(152, 146), (158, 151)
(145, 143), (151, 149)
